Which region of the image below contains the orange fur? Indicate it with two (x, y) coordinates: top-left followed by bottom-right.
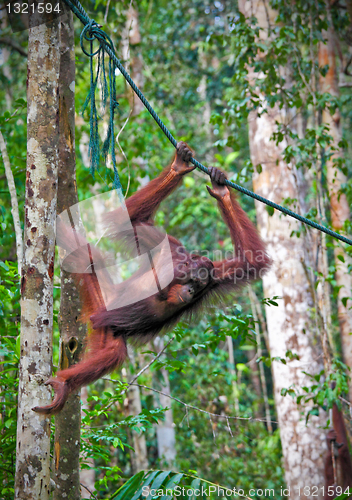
(33, 143), (270, 414)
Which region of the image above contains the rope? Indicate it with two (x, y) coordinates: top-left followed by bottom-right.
(79, 18), (122, 192)
(62, 0), (352, 247)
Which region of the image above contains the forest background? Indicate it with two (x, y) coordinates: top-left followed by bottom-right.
(1, 0), (352, 499)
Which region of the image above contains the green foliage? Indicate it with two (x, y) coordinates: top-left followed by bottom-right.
(76, 299), (281, 497)
(0, 261), (20, 500)
(111, 467), (284, 500)
(280, 359), (350, 424)
(0, 105), (26, 263)
(161, 308), (283, 491)
(80, 377), (170, 491)
(4, 0), (352, 494)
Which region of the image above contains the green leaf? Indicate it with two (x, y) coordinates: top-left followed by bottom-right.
(112, 471), (145, 500)
(184, 177), (195, 188)
(112, 438), (121, 448)
(164, 473), (184, 490)
(15, 98), (26, 106)
(188, 478), (201, 499)
(225, 151), (240, 164)
(164, 473), (184, 500)
(266, 205), (275, 216)
(129, 470), (161, 500)
(236, 363), (248, 372)
(150, 470), (171, 491)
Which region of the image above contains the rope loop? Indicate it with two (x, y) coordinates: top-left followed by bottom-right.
(111, 98), (119, 110)
(80, 20), (116, 58)
(80, 21), (104, 57)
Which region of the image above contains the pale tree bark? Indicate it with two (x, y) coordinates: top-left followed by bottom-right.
(15, 13), (60, 500)
(128, 384), (149, 472)
(226, 336), (240, 415)
(127, 350), (149, 473)
(248, 287), (272, 432)
(121, 5), (144, 116)
(0, 130), (23, 274)
(53, 5), (87, 499)
(153, 337), (176, 467)
(80, 386), (96, 498)
(250, 111), (327, 493)
(318, 29), (352, 401)
(198, 50), (213, 148)
(238, 1), (327, 496)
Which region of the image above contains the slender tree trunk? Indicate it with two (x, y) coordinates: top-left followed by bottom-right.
(122, 5), (144, 116)
(15, 12), (60, 500)
(248, 287), (272, 432)
(0, 130), (23, 274)
(198, 49), (213, 162)
(238, 1), (327, 495)
(80, 387), (96, 498)
(128, 383), (149, 472)
(226, 336), (240, 415)
(127, 350), (149, 473)
(153, 337), (176, 467)
(53, 6), (86, 499)
(125, 350), (148, 474)
(318, 29), (352, 402)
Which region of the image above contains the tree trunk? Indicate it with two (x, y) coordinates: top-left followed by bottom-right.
(15, 12), (60, 500)
(318, 29), (352, 402)
(153, 337), (176, 467)
(128, 382), (149, 472)
(53, 5), (86, 499)
(0, 130), (23, 274)
(127, 350), (149, 473)
(238, 0), (328, 495)
(251, 114), (327, 492)
(248, 287), (271, 428)
(226, 335), (240, 415)
(80, 386), (96, 498)
(122, 5), (144, 116)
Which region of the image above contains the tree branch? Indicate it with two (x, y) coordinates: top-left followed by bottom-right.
(122, 334), (176, 394)
(0, 129), (23, 275)
(131, 382), (277, 425)
(0, 37), (27, 57)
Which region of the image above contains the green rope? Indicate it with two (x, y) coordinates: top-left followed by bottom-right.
(62, 0), (352, 247)
(79, 19), (122, 193)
